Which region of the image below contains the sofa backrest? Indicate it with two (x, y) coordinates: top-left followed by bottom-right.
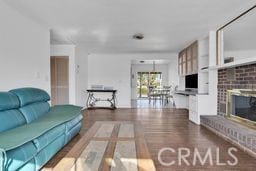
(10, 88), (50, 123)
(0, 92), (26, 133)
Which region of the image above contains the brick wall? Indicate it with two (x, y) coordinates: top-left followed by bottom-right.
(218, 63), (256, 116)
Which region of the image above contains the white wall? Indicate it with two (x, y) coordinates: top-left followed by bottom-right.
(198, 37), (210, 94)
(131, 64), (169, 99)
(50, 44), (89, 106)
(0, 1), (50, 93)
(168, 57), (179, 88)
(75, 45), (89, 106)
(88, 53), (177, 107)
(224, 49), (256, 61)
(50, 45), (76, 104)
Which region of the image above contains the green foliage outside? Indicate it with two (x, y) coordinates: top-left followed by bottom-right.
(137, 86), (148, 97)
(137, 72), (162, 97)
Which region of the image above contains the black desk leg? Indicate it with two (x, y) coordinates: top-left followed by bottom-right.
(111, 92), (117, 109)
(87, 93), (95, 108)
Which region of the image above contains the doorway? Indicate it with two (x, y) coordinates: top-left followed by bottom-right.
(137, 72), (162, 98)
(50, 56), (69, 105)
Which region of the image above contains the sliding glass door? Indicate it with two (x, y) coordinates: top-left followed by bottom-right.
(137, 72), (162, 98)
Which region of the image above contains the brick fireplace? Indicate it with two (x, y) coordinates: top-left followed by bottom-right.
(218, 63), (256, 116)
(201, 63), (256, 158)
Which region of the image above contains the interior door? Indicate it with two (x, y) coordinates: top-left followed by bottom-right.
(51, 56), (69, 105)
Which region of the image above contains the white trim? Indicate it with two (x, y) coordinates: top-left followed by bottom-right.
(50, 45), (76, 105)
(217, 56), (256, 69)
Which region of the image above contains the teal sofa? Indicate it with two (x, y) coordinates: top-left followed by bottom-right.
(0, 88), (83, 171)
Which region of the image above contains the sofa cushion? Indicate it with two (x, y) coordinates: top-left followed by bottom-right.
(33, 124), (65, 151)
(0, 105), (82, 151)
(19, 102), (50, 123)
(0, 92), (19, 111)
(10, 88), (50, 107)
(66, 114), (83, 131)
(0, 92), (27, 133)
(5, 142), (37, 171)
(17, 158), (36, 171)
(35, 134), (65, 170)
(66, 122), (82, 143)
(0, 109), (26, 133)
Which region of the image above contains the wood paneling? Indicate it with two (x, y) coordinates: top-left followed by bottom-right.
(43, 109), (256, 170)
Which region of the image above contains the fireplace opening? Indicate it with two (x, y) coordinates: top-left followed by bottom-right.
(227, 89), (256, 128)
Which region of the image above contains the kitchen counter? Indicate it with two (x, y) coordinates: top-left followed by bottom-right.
(175, 90), (198, 96)
(175, 90), (209, 96)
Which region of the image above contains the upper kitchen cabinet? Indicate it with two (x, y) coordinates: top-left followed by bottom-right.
(191, 41), (198, 74)
(178, 41), (198, 76)
(178, 49), (187, 76)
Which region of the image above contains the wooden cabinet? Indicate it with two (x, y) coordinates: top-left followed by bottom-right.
(173, 93), (189, 109)
(178, 50), (187, 76)
(178, 41), (198, 76)
(178, 52), (186, 76)
(178, 53), (183, 75)
(186, 47), (192, 74)
(182, 50), (187, 75)
(191, 42), (198, 74)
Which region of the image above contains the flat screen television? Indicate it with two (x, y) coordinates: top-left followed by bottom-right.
(185, 74), (198, 89)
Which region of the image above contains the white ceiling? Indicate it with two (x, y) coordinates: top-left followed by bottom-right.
(3, 0), (256, 53)
(224, 7), (256, 51)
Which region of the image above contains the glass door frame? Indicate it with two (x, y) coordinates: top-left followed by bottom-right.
(137, 72), (162, 98)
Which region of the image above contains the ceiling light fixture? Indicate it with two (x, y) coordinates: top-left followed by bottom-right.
(133, 33), (144, 40)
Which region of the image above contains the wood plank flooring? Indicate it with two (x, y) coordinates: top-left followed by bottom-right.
(43, 108), (256, 171)
(53, 121), (155, 171)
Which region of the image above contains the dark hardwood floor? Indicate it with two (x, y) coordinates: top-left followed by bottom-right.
(43, 108), (256, 171)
